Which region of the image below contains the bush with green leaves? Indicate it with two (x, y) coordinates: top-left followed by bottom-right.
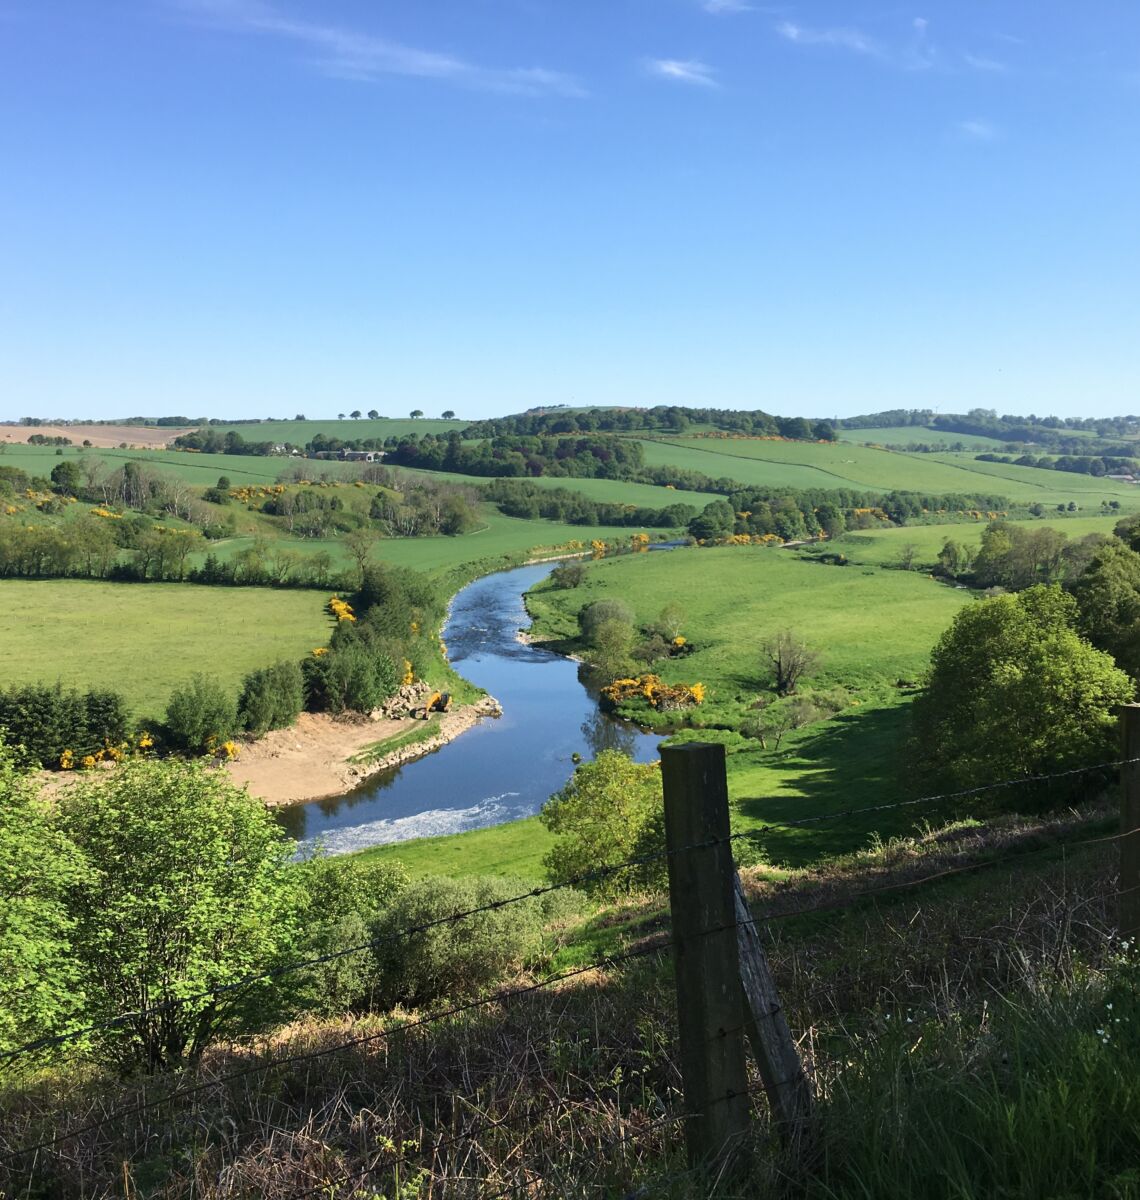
(540, 750), (664, 898)
(303, 639), (400, 714)
(59, 758), (302, 1073)
(913, 584), (1134, 790)
(238, 660), (305, 736)
(370, 875), (571, 1008)
(164, 673), (238, 753)
(577, 598), (635, 641)
(0, 738), (87, 1072)
(0, 683), (129, 767)
(291, 855), (409, 1016)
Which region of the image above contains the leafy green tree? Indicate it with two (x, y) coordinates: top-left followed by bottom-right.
(588, 618), (635, 680)
(165, 673), (238, 753)
(49, 458), (82, 497)
(441, 410), (456, 420)
(367, 409), (380, 420)
(539, 751), (663, 898)
(59, 759), (302, 1072)
(913, 585), (1133, 788)
(578, 598), (634, 641)
(410, 409), (424, 419)
(1069, 539), (1140, 677)
(238, 660), (305, 736)
(0, 740), (87, 1068)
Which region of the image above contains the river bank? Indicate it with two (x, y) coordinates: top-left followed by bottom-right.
(225, 696), (502, 807)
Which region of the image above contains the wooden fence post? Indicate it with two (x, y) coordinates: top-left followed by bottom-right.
(660, 742), (751, 1170)
(1119, 705), (1140, 939)
(733, 875), (813, 1138)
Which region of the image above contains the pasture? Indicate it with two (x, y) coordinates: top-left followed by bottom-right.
(838, 425), (1007, 450)
(636, 435), (1140, 508)
(205, 417), (469, 443)
(0, 580), (330, 717)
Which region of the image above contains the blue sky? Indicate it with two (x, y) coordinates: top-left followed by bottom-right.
(1, 1), (1137, 421)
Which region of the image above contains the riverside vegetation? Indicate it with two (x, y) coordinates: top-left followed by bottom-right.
(4, 406), (1140, 1195)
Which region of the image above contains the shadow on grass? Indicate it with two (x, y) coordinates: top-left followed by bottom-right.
(732, 704), (963, 868)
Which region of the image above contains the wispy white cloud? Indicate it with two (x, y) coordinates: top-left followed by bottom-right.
(956, 118), (999, 141)
(702, 0), (751, 12)
(174, 0), (586, 97)
(775, 21), (881, 57)
(647, 58), (719, 87)
(964, 52), (1008, 72)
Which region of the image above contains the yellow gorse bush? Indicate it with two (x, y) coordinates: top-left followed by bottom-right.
(601, 674), (706, 711)
(328, 596), (356, 622)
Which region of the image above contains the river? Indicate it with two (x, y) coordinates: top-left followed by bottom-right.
(275, 562), (664, 856)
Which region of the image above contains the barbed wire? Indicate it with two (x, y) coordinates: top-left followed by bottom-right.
(5, 808), (1130, 1177)
(1, 940), (675, 1161)
(2, 754), (1131, 1067)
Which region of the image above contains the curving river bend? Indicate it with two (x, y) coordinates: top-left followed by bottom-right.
(275, 562), (663, 856)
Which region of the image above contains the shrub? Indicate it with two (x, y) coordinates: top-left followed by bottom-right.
(578, 598), (635, 640)
(238, 660), (305, 736)
(371, 875), (558, 1008)
(305, 641), (400, 714)
(291, 855), (409, 1016)
(550, 561), (587, 589)
(540, 751), (663, 898)
(0, 738), (87, 1070)
(59, 759), (302, 1072)
(165, 673), (238, 754)
(0, 683), (129, 767)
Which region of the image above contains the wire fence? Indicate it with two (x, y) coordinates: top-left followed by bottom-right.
(1, 752), (1134, 1196)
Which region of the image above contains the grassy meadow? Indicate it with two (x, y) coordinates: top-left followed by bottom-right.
(0, 580), (330, 717)
(837, 424), (1008, 449)
(204, 417), (469, 443)
(635, 435), (1140, 509)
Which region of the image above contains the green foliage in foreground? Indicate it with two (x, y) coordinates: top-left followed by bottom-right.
(540, 751), (665, 898)
(58, 759), (302, 1073)
(913, 585), (1134, 790)
(0, 745), (86, 1065)
(804, 951), (1140, 1200)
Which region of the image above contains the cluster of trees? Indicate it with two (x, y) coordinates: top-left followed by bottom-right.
(486, 479), (697, 529)
(686, 487), (1011, 543)
(976, 452), (1140, 476)
(914, 585), (1132, 789)
(571, 597), (690, 681)
(463, 406), (836, 441)
(383, 432), (648, 480)
(935, 521), (1111, 591)
(0, 684), (129, 767)
(367, 477), (482, 537)
(0, 750), (563, 1077)
(0, 515), (208, 582)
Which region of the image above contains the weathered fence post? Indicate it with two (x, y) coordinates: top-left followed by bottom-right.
(734, 875), (813, 1139)
(660, 742), (751, 1169)
(1119, 705), (1140, 938)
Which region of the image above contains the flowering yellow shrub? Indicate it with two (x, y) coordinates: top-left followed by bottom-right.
(600, 674), (706, 711)
(591, 539), (606, 560)
(631, 532), (650, 552)
(59, 749), (75, 770)
(402, 659), (414, 686)
(312, 646), (328, 657)
(216, 741), (239, 761)
(328, 596), (356, 622)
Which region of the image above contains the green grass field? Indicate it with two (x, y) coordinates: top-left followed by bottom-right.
(205, 418), (468, 443)
(0, 580), (330, 717)
(838, 425), (1007, 450)
(635, 436), (1140, 508)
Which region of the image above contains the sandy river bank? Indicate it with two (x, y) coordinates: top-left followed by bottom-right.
(225, 697), (502, 807)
